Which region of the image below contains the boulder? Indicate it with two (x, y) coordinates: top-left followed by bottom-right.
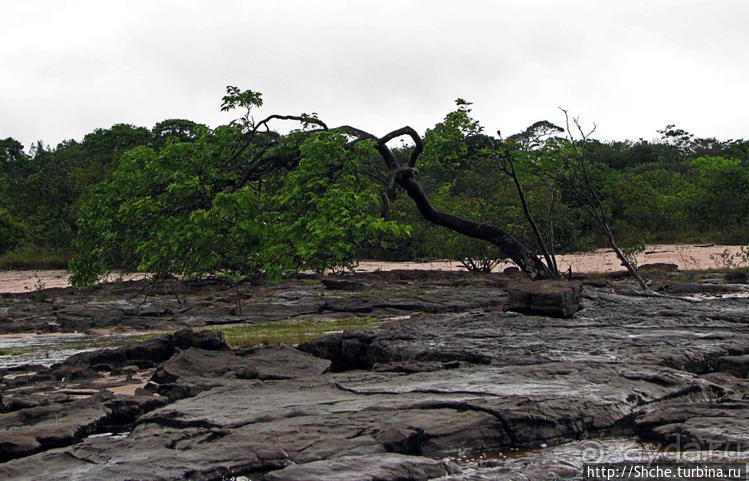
(505, 280), (583, 317)
(52, 329), (228, 373)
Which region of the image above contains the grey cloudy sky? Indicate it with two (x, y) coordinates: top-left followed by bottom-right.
(2, 0), (748, 149)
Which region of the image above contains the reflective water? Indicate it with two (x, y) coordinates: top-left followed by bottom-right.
(0, 332), (149, 369)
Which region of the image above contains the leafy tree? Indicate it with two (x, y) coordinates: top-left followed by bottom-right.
(70, 125), (265, 285)
(70, 88), (406, 285)
(353, 122), (556, 278)
(152, 119), (206, 149)
(686, 156), (749, 241)
(81, 124), (153, 165)
(0, 137), (29, 177)
(0, 207), (25, 254)
(22, 85), (748, 284)
(264, 132), (406, 277)
(420, 99), (486, 190)
(0, 142), (77, 249)
(657, 124), (695, 156)
(0, 123), (158, 257)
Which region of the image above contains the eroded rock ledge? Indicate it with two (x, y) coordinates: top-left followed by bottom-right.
(1, 272), (748, 480)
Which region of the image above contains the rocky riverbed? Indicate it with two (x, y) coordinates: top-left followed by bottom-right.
(0, 269), (748, 480)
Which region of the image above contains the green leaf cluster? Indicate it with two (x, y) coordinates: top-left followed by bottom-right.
(264, 132), (406, 278)
(0, 207), (25, 255)
(69, 125), (407, 286)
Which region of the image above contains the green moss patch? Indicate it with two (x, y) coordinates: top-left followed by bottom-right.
(210, 316), (381, 348)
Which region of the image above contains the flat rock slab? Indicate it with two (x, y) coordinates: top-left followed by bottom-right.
(299, 289), (749, 372)
(148, 345), (331, 399)
(0, 395), (111, 462)
(443, 437), (748, 481)
(716, 354), (749, 378)
(263, 454), (459, 481)
(635, 401), (749, 449)
(0, 273), (508, 334)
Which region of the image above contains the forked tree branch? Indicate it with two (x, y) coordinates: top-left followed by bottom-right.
(229, 115), (557, 281)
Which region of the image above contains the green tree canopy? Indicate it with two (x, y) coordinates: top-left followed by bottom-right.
(69, 90), (406, 286)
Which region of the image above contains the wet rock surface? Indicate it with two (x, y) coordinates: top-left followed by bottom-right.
(0, 270), (748, 480)
(0, 270), (510, 335)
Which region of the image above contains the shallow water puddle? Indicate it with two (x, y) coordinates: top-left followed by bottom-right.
(0, 332), (147, 369)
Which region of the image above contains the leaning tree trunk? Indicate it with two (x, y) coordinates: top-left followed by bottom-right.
(329, 124), (560, 281)
(243, 122), (559, 281)
(603, 224), (649, 291)
(397, 174), (558, 280)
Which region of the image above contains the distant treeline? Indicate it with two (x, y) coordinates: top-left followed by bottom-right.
(1, 117), (747, 270)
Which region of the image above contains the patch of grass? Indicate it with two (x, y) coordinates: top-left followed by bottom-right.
(0, 245), (71, 270)
(211, 316), (381, 349)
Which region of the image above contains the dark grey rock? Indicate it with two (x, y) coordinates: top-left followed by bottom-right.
(53, 328), (228, 374)
(725, 271), (748, 283)
(716, 354), (749, 378)
(506, 280), (583, 317)
(262, 454), (459, 481)
(158, 345), (328, 382)
(321, 279), (370, 291)
(662, 282), (748, 294)
(2, 276), (749, 480)
(635, 401), (749, 449)
(639, 262), (679, 272)
(0, 395), (110, 461)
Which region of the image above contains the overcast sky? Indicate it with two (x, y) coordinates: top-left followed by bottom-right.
(2, 0), (748, 149)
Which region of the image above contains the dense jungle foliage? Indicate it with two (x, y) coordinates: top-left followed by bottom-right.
(1, 89), (747, 283)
